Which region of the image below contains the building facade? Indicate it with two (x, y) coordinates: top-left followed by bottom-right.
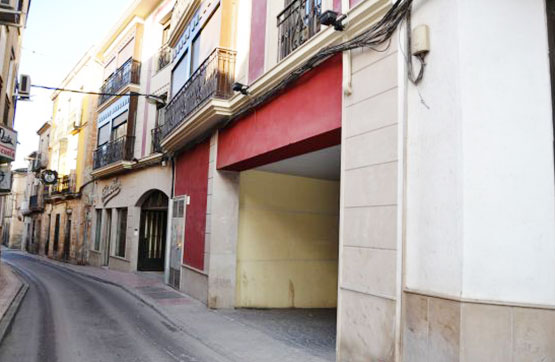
(2, 167), (26, 248)
(89, 0), (174, 273)
(151, 0), (555, 361)
(11, 0), (550, 360)
(34, 50), (102, 263)
(0, 0), (31, 241)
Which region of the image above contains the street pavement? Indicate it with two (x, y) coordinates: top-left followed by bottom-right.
(0, 252), (229, 362)
(0, 250), (335, 362)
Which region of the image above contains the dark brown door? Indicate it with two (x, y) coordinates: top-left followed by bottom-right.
(138, 191), (168, 271)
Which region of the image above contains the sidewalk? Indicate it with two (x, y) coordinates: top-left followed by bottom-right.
(19, 251), (336, 362)
(0, 254), (27, 343)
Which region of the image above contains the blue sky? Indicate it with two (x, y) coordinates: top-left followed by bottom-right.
(13, 0), (134, 168)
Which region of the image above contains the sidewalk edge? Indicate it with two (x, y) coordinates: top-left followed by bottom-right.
(0, 264), (29, 345)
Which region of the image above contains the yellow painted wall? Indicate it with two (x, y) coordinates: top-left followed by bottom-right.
(236, 170), (340, 308)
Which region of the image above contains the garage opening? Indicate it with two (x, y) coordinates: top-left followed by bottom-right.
(233, 145), (340, 358)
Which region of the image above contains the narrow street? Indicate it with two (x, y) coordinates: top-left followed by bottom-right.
(0, 251), (228, 362)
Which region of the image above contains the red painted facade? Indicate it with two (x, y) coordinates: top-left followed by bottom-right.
(334, 0), (342, 11)
(174, 140), (210, 270)
(217, 54), (343, 171)
(248, 0), (267, 83)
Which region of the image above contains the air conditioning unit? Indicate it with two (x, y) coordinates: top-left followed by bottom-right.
(18, 74), (31, 99)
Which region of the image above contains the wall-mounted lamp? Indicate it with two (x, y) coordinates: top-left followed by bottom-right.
(232, 82), (250, 95)
(319, 11), (346, 31)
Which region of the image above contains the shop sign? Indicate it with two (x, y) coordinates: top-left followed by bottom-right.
(101, 178), (121, 205)
(41, 170), (58, 185)
(0, 125), (17, 162)
(0, 165), (11, 192)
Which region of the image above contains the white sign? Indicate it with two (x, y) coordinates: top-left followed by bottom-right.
(0, 165), (11, 191)
(0, 125), (16, 162)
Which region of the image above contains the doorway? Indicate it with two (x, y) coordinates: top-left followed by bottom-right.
(103, 209), (112, 266)
(53, 214), (60, 257)
(63, 215), (71, 261)
(138, 191), (168, 271)
(169, 197), (186, 289)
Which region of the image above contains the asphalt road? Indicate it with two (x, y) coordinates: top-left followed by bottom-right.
(0, 252), (229, 362)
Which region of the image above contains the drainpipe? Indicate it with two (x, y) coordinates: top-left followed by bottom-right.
(395, 2), (410, 360)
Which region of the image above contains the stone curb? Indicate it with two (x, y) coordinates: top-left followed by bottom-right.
(0, 263), (29, 345)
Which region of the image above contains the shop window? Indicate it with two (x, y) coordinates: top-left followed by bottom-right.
(94, 209), (102, 251)
(115, 208), (127, 258)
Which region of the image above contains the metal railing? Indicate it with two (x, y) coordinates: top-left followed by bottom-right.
(46, 175), (77, 196)
(98, 58), (141, 106)
(277, 0), (322, 61)
(156, 46), (173, 73)
(93, 136), (135, 170)
(158, 47), (236, 141)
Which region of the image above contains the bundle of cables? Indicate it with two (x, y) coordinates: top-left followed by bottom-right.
(226, 0), (414, 126)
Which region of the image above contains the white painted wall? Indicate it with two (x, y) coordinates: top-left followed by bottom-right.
(405, 0), (555, 305)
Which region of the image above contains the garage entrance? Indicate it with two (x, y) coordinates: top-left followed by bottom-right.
(234, 146), (340, 355)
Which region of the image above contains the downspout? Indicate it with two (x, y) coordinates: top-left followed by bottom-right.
(163, 155), (176, 285)
(395, 3), (410, 361)
(336, 1), (350, 360)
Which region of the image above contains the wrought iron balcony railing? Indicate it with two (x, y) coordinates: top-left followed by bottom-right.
(98, 58), (141, 106)
(277, 0), (322, 61)
(48, 175), (77, 196)
(93, 136), (135, 170)
(158, 47), (236, 141)
(156, 46), (173, 73)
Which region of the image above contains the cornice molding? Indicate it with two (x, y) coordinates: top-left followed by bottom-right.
(159, 0), (390, 153)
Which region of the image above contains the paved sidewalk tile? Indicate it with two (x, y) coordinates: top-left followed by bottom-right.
(18, 252), (335, 362)
(0, 262), (22, 321)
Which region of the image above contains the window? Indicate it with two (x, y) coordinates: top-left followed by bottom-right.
(94, 209), (102, 251)
(111, 112), (127, 140)
(97, 123), (111, 146)
(162, 23), (171, 45)
(171, 52), (189, 97)
(115, 208), (127, 258)
(191, 34), (201, 74)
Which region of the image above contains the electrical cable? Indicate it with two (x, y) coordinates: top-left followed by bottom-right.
(30, 84), (165, 103)
(225, 0), (414, 127)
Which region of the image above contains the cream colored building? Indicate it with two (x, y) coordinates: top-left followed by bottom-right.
(89, 0), (175, 273)
(0, 0), (31, 242)
(37, 49), (102, 263)
(2, 168), (26, 249)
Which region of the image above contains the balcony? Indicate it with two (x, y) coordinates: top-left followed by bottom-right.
(98, 58), (141, 107)
(158, 48), (236, 142)
(155, 46), (173, 73)
(93, 136), (135, 170)
(29, 194), (44, 212)
(277, 0), (322, 61)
